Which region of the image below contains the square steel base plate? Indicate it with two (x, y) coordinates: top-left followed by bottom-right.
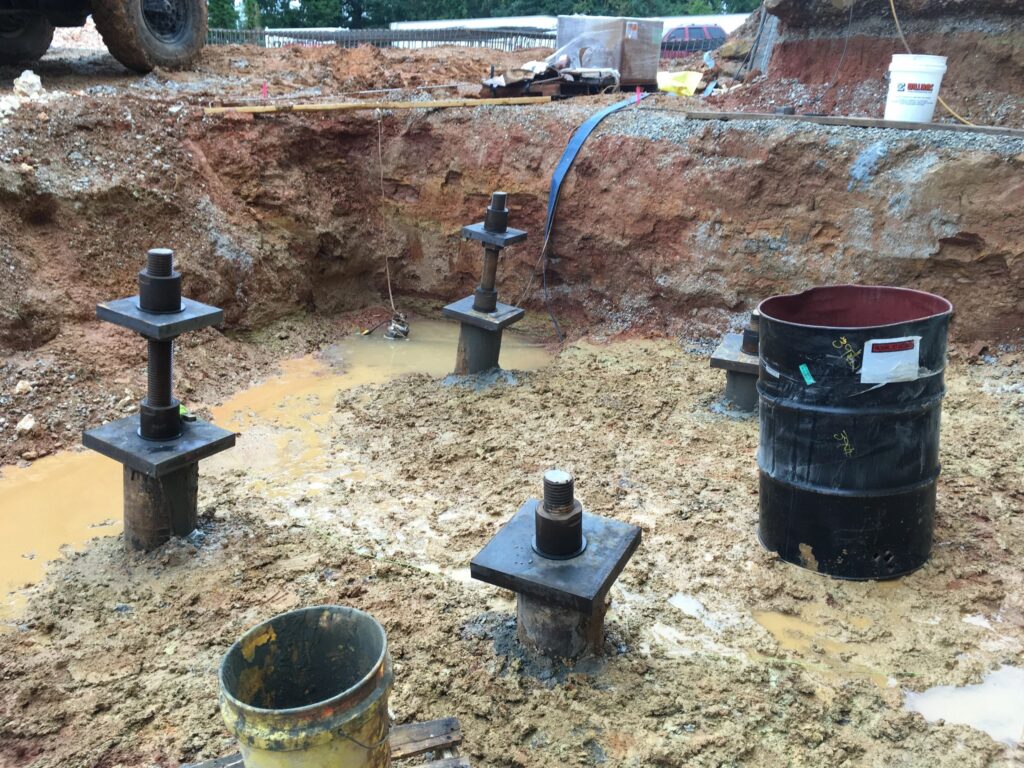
(97, 297), (224, 340)
(461, 222), (528, 248)
(83, 416), (235, 478)
(442, 295), (525, 332)
(710, 332), (758, 375)
(471, 500), (642, 613)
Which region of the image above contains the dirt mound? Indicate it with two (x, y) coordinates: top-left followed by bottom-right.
(193, 44), (552, 99)
(743, 25), (1024, 121)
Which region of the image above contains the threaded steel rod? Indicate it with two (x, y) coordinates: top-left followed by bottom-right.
(147, 339), (173, 407)
(543, 469), (575, 513)
(146, 248), (173, 277)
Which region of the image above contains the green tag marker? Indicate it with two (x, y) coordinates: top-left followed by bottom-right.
(799, 364), (816, 385)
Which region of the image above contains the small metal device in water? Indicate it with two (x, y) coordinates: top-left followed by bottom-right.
(384, 312), (410, 340)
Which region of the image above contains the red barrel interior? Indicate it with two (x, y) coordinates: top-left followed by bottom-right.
(759, 285), (953, 329)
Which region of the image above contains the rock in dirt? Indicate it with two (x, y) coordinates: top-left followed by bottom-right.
(14, 380), (32, 395)
(15, 414), (36, 435)
(13, 71), (43, 98)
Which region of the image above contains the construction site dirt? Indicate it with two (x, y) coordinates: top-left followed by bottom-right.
(0, 34), (1023, 768)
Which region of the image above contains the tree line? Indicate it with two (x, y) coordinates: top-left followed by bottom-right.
(209, 0), (760, 31)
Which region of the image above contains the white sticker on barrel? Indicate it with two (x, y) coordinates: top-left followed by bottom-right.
(763, 363), (780, 378)
(860, 336), (922, 384)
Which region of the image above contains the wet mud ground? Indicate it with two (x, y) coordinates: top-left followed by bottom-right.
(1, 319), (1023, 768)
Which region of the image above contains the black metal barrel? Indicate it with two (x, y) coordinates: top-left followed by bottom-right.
(756, 285), (953, 579)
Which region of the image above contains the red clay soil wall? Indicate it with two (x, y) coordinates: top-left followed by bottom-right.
(1, 97), (1022, 354)
(770, 31), (1024, 92)
(187, 103), (1024, 341)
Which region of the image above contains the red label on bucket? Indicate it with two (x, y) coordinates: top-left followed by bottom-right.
(907, 83), (934, 92)
(872, 340), (916, 353)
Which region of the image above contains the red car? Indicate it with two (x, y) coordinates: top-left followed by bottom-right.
(661, 24), (727, 57)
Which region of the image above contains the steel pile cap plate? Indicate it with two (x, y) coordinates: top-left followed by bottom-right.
(471, 500), (641, 614)
(442, 296), (525, 332)
(83, 416), (236, 478)
(97, 297), (224, 340)
(461, 223), (528, 248)
(710, 332), (758, 375)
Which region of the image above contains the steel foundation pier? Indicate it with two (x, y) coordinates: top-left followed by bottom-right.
(442, 191), (527, 375)
(83, 248), (235, 551)
(710, 310), (760, 412)
(471, 470), (641, 660)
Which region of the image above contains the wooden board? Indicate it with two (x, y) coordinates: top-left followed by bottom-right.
(681, 110), (1024, 139)
(389, 716), (463, 759)
(205, 96), (550, 116)
(181, 717), (465, 767)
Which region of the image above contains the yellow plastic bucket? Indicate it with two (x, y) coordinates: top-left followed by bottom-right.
(220, 605), (393, 768)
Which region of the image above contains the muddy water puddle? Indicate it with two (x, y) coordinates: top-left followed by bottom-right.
(0, 319), (549, 621)
(904, 665), (1024, 746)
(207, 319), (550, 490)
(752, 605), (893, 692)
(0, 453), (121, 620)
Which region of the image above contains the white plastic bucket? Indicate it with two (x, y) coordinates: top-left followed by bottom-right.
(884, 54), (947, 123)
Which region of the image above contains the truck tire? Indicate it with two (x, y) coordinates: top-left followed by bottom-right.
(92, 0), (206, 73)
(0, 16), (55, 64)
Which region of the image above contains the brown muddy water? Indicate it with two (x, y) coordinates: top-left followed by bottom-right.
(0, 453), (120, 618)
(0, 319), (549, 622)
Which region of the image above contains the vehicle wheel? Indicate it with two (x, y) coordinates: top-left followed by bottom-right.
(0, 16), (55, 64)
(91, 0), (206, 73)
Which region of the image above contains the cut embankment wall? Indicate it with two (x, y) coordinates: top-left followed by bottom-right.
(1, 100), (1021, 350)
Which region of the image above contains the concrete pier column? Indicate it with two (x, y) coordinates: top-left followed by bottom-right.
(516, 593), (606, 660)
(454, 325), (503, 375)
(122, 464), (198, 550)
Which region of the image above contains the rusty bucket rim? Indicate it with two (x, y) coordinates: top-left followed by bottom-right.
(219, 604), (389, 719)
(757, 284), (953, 331)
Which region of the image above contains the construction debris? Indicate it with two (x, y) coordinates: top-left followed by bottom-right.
(482, 15), (662, 98)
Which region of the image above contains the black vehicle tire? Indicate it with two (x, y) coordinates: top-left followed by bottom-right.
(92, 0), (206, 73)
(0, 16), (55, 64)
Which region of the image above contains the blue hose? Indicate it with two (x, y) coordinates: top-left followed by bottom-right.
(541, 94), (649, 339)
